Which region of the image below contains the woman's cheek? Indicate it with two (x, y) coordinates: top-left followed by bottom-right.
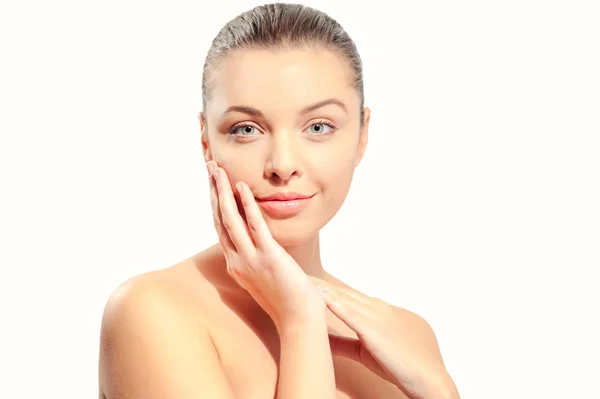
(314, 144), (357, 180)
(212, 149), (256, 180)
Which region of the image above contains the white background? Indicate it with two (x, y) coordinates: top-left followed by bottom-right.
(1, 0), (599, 397)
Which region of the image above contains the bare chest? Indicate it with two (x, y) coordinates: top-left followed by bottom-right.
(209, 307), (406, 399)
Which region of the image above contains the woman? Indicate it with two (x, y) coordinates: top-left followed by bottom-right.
(99, 3), (459, 398)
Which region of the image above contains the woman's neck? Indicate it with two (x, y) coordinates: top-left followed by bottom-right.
(281, 233), (326, 278)
(206, 233), (327, 279)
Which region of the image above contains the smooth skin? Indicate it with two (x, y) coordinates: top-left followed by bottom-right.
(98, 47), (459, 398)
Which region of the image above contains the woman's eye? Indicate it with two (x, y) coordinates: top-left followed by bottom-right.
(229, 121), (336, 138)
(306, 122), (335, 135)
(231, 124), (259, 136)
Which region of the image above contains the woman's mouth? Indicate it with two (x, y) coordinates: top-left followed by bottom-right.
(255, 192), (315, 218)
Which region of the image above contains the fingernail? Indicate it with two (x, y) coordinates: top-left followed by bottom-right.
(213, 168), (219, 180)
(206, 162), (215, 177)
(317, 285), (328, 295)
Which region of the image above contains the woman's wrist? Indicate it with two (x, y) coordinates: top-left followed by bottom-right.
(274, 291), (327, 334)
(276, 305), (336, 399)
(276, 304), (328, 338)
(389, 366), (458, 399)
(417, 375), (460, 399)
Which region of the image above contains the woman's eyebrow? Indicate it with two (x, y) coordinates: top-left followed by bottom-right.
(220, 98), (348, 120)
(299, 98), (348, 115)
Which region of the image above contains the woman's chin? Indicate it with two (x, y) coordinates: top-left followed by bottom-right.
(267, 221), (318, 248)
(271, 232), (311, 247)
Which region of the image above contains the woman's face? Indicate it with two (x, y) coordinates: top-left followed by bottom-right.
(201, 48), (370, 246)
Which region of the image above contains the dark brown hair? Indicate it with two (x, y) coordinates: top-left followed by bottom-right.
(201, 3), (365, 126)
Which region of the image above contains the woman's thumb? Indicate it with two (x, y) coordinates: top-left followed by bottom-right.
(328, 334), (363, 362)
(328, 334), (395, 386)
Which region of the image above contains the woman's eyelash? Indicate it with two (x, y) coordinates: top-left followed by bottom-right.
(228, 120), (337, 136)
(228, 123), (257, 136)
(307, 120), (337, 134)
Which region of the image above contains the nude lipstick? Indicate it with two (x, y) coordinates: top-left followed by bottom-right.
(255, 192), (315, 218)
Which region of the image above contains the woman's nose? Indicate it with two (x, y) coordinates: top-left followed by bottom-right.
(264, 131), (302, 182)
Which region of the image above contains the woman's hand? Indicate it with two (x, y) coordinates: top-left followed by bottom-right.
(207, 160), (325, 330)
(309, 277), (459, 399)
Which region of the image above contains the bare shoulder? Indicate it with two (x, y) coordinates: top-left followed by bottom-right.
(100, 258), (214, 333)
(326, 274), (446, 366)
(98, 249), (236, 399)
(390, 305), (446, 365)
(100, 244), (229, 329)
(100, 265), (206, 328)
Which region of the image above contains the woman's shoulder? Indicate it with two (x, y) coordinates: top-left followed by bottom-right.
(98, 245), (236, 398)
(101, 244), (227, 326)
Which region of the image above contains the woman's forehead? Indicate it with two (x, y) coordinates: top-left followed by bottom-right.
(208, 48), (356, 111)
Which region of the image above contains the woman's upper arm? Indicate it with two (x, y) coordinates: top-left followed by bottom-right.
(99, 278), (236, 399)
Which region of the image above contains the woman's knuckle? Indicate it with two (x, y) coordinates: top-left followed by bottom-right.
(246, 217), (258, 232)
(221, 217), (232, 230)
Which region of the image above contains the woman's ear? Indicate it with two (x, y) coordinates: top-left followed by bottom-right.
(354, 107), (370, 167)
(199, 112), (212, 163)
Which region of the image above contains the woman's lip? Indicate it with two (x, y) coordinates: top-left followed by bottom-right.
(256, 192), (315, 201)
(255, 197), (312, 218)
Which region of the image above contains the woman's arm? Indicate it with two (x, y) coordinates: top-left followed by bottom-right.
(276, 309), (337, 399)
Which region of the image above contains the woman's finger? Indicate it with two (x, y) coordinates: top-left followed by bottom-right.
(310, 277), (372, 306)
(212, 164), (256, 257)
(328, 334), (394, 384)
(236, 181), (275, 249)
(316, 284), (368, 335)
(208, 162), (235, 253)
